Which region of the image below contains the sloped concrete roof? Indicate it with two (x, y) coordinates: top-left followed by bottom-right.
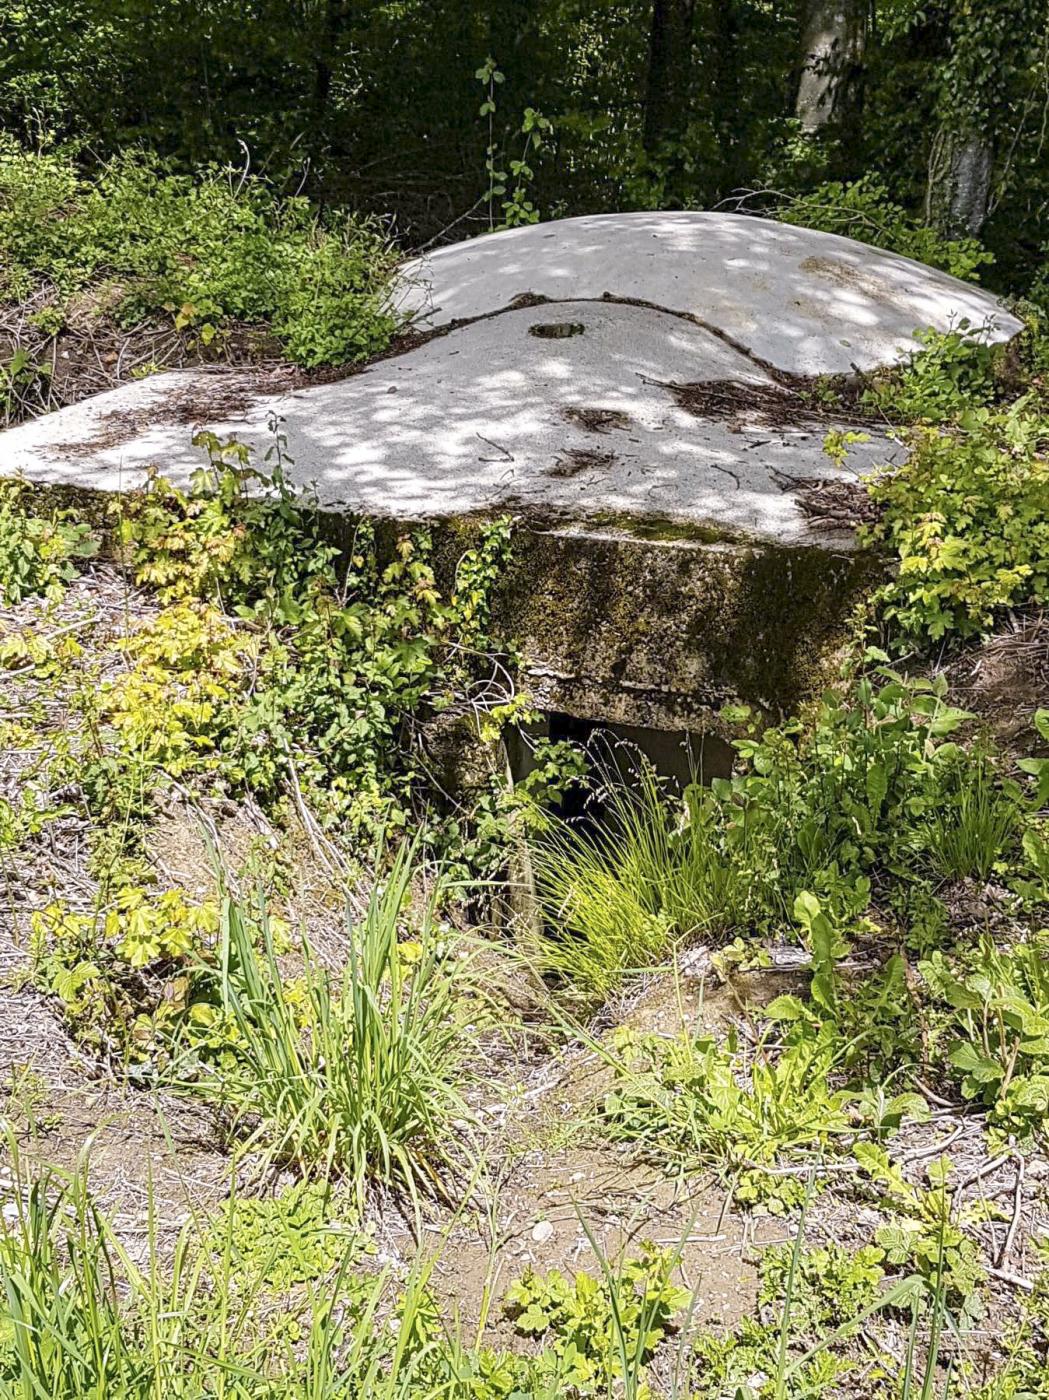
(0, 299), (901, 546)
(2, 212), (1020, 547)
(398, 212), (1021, 376)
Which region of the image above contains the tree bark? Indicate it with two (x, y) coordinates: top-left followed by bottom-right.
(795, 0), (867, 132)
(707, 0), (742, 193)
(643, 0), (697, 153)
(925, 127), (995, 236)
(313, 0), (352, 130)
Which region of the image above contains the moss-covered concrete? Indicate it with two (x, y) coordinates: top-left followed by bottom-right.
(425, 512), (885, 733)
(13, 473), (884, 736)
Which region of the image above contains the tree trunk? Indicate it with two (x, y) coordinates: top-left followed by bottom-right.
(313, 0), (352, 130)
(925, 127), (995, 236)
(707, 0), (742, 194)
(643, 0), (697, 154)
(795, 0), (866, 132)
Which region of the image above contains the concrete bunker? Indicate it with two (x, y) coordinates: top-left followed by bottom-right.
(506, 711), (733, 832)
(0, 211), (1023, 800)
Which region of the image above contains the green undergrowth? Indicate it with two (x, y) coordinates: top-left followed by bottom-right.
(531, 674), (1045, 994)
(817, 318), (1049, 647)
(864, 395), (1049, 643)
(0, 1147), (691, 1400)
(0, 435), (545, 1071)
(0, 139), (400, 368)
(7, 1142), (1046, 1400)
(532, 685), (1049, 1213)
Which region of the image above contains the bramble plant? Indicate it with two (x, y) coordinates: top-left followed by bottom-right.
(476, 58), (553, 230)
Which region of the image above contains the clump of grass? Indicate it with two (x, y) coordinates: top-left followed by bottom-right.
(0, 1143), (453, 1397)
(530, 752), (742, 1001)
(926, 752), (1022, 881)
(194, 843), (488, 1211)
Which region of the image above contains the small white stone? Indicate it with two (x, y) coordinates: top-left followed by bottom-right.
(531, 1219), (554, 1244)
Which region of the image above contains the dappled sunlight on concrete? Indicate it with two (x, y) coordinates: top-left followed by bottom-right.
(0, 300), (901, 546)
(398, 212), (1021, 375)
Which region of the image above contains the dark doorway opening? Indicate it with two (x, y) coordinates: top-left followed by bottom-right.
(506, 712), (733, 830)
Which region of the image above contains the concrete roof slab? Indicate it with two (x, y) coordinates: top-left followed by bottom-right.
(398, 212), (1021, 376)
(0, 300), (901, 547)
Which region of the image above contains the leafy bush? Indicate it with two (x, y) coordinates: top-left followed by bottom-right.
(501, 1245), (687, 1397)
(853, 1145), (985, 1313)
(0, 141), (400, 367)
(865, 399), (1049, 641)
(30, 888), (222, 1060)
(862, 324), (1001, 424)
(776, 175), (993, 282)
(692, 1228), (948, 1400)
(0, 479), (96, 604)
(114, 438), (515, 835)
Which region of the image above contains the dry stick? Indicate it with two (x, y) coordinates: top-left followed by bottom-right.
(912, 1076), (959, 1110)
(996, 1152), (1026, 1269)
(899, 1122), (968, 1165)
(954, 1152), (1012, 1195)
(475, 433), (514, 463)
(987, 1265), (1035, 1293)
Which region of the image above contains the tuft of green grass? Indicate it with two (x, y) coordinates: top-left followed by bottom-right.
(191, 842), (489, 1213)
(926, 753), (1021, 882)
(0, 1141), (459, 1398)
(530, 755), (741, 1001)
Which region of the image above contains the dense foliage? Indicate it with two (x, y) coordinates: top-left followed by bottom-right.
(0, 141), (399, 368)
(1, 1), (1048, 289)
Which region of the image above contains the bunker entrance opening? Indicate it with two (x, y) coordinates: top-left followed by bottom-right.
(506, 711), (733, 832)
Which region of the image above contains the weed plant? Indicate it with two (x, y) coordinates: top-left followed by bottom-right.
(189, 843), (487, 1210)
(0, 141), (400, 368)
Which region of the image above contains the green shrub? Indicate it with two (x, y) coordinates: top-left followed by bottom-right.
(775, 175), (993, 282)
(0, 479), (97, 604)
(862, 325), (1000, 425)
(0, 141), (399, 367)
(113, 438), (514, 836)
(601, 1023), (853, 1211)
(865, 398), (1049, 642)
